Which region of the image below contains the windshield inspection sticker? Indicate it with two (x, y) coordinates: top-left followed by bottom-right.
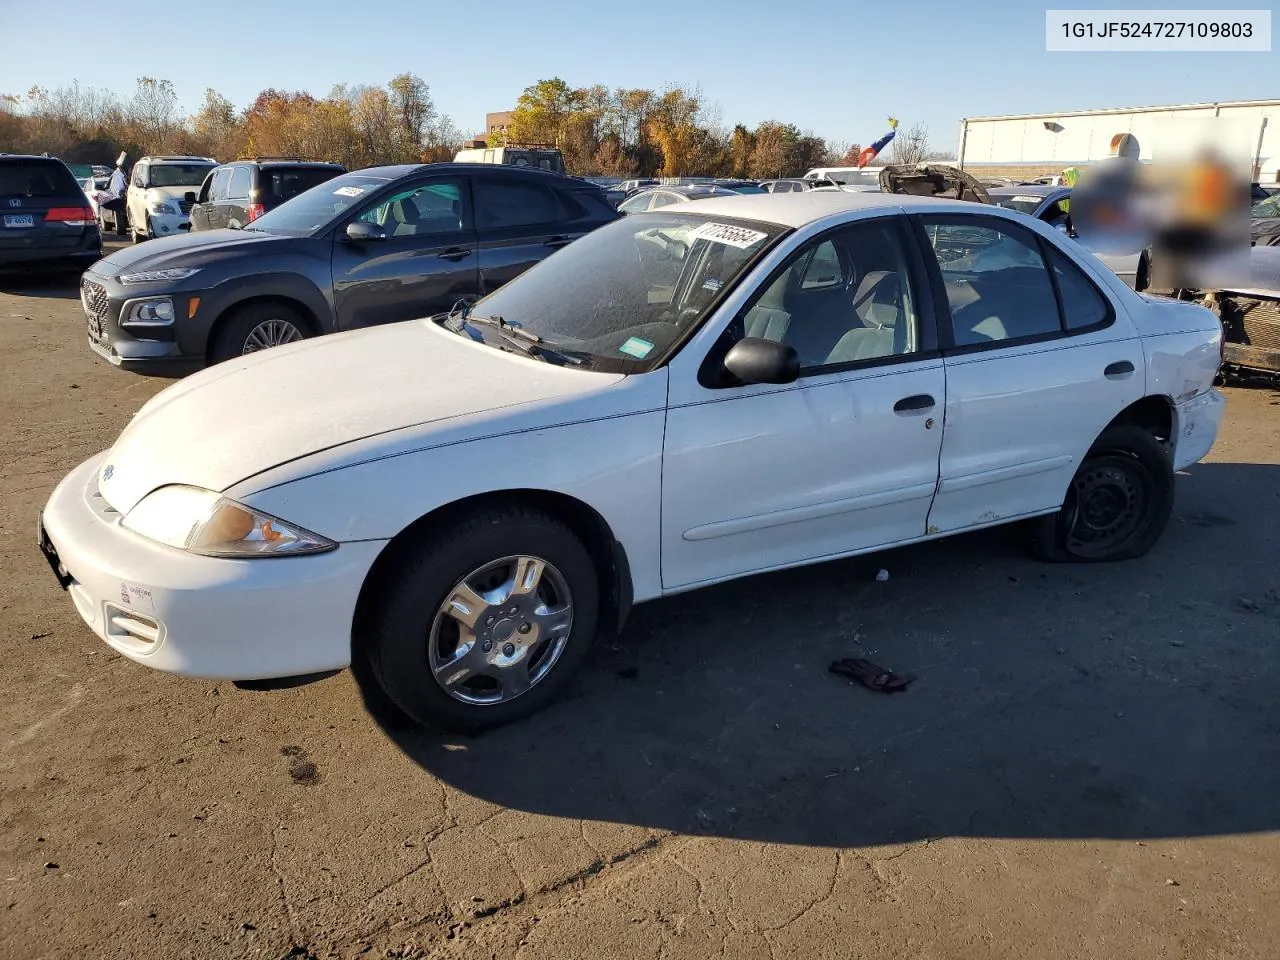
(689, 222), (768, 249)
(333, 185), (365, 197)
(1013, 195), (1043, 203)
(619, 337), (654, 359)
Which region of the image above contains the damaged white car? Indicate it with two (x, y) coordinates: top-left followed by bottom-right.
(40, 192), (1225, 731)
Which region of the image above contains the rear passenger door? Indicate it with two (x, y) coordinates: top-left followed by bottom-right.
(331, 175), (478, 331)
(474, 176), (566, 294)
(918, 215), (1144, 535)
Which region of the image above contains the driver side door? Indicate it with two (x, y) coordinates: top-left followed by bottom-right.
(660, 217), (946, 591)
(331, 176), (479, 331)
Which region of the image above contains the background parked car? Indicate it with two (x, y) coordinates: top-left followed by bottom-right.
(0, 154), (101, 278)
(760, 178), (837, 193)
(710, 179), (767, 194)
(190, 158), (346, 232)
(125, 156), (219, 243)
(79, 163), (620, 374)
(984, 183), (1151, 290)
(1250, 191), (1280, 247)
(616, 184), (742, 214)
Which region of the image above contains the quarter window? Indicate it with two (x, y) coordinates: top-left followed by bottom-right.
(741, 220), (919, 370)
(1047, 246), (1110, 330)
(922, 218), (1060, 346)
(475, 180), (556, 229)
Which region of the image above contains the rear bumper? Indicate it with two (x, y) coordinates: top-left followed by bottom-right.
(40, 453), (387, 680)
(1172, 389), (1226, 471)
(0, 246), (101, 273)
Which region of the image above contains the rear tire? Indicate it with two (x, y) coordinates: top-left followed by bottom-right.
(210, 302), (310, 362)
(362, 506), (601, 732)
(1030, 425), (1174, 562)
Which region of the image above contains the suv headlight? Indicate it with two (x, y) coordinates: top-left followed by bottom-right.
(148, 200), (180, 216)
(118, 267), (201, 284)
(121, 485), (337, 558)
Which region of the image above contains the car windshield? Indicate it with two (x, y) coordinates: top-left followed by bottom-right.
(461, 212), (787, 372)
(247, 173), (394, 236)
(826, 171), (879, 187)
(147, 163), (215, 187)
(992, 195), (1046, 215)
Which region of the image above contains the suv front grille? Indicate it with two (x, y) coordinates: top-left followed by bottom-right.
(81, 278), (109, 323)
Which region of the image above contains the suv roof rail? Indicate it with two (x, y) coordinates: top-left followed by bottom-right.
(235, 156), (328, 162)
(146, 155), (217, 162)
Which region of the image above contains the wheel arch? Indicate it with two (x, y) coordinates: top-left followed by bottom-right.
(351, 488), (634, 659)
(205, 293), (322, 363)
(1102, 394), (1175, 446)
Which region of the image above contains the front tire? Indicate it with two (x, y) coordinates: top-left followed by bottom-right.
(364, 507), (601, 732)
(1031, 425), (1174, 562)
(210, 302), (309, 362)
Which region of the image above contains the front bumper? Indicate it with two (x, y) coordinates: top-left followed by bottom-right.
(146, 212), (191, 237)
(81, 272), (209, 376)
(40, 454), (387, 680)
(1172, 389), (1226, 471)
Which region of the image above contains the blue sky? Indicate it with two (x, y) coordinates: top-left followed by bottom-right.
(0, 0), (1273, 152)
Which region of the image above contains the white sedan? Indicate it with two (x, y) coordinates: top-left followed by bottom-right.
(40, 192), (1226, 731)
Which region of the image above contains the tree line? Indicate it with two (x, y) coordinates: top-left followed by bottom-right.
(0, 74), (946, 177)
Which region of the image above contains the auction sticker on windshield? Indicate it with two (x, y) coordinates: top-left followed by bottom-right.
(619, 337), (654, 359)
(1014, 195), (1043, 203)
(334, 186), (365, 197)
(689, 222), (769, 249)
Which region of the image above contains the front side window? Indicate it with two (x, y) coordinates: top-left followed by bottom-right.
(740, 219), (919, 370)
(922, 217), (1066, 346)
(358, 179), (467, 237)
(649, 192), (679, 209)
(475, 180), (556, 229)
(464, 212), (785, 371)
(207, 168), (231, 201)
(617, 192), (654, 214)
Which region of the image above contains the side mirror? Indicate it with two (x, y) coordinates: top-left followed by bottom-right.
(345, 221), (386, 242)
(183, 191), (197, 204)
(723, 337), (800, 386)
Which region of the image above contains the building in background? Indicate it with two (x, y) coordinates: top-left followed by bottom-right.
(486, 111), (515, 136)
(958, 100), (1279, 181)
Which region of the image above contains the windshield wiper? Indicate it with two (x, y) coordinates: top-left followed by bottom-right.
(464, 314), (588, 366)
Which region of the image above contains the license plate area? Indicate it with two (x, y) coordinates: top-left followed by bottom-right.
(3, 214), (35, 228)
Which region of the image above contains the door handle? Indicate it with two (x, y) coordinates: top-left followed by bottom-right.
(544, 235), (573, 249)
(1104, 360), (1135, 378)
(893, 394), (936, 413)
(438, 247), (472, 261)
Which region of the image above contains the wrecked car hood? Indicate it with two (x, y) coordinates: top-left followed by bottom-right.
(878, 164), (993, 204)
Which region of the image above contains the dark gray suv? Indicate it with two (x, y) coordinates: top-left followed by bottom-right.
(80, 163), (620, 375)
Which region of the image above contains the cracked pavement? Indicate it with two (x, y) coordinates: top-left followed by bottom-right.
(3, 271), (1279, 959)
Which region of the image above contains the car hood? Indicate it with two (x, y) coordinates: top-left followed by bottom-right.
(96, 320), (625, 515)
(89, 229), (289, 277)
(878, 164), (993, 204)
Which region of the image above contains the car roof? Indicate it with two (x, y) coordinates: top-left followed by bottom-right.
(0, 154), (70, 163)
(676, 190), (990, 227)
(345, 162), (588, 184)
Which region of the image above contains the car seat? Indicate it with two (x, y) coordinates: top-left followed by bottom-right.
(824, 271), (905, 363)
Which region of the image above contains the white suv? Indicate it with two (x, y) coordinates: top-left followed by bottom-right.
(126, 156), (218, 242)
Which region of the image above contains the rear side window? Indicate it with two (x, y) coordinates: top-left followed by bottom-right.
(0, 160), (80, 197)
(554, 190), (588, 222)
(475, 180), (556, 229)
(260, 167), (342, 204)
(1047, 246), (1111, 330)
(227, 166), (251, 199)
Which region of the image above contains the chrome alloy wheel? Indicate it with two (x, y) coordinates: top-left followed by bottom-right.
(428, 555), (574, 705)
(242, 318), (304, 353)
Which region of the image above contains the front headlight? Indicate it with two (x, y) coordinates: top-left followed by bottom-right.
(118, 267), (201, 284)
(148, 200), (179, 216)
(121, 485), (337, 558)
